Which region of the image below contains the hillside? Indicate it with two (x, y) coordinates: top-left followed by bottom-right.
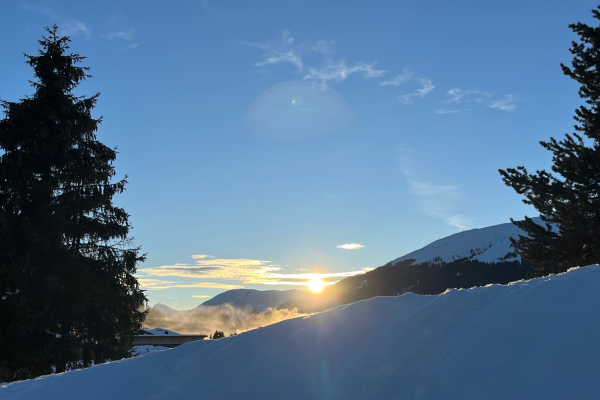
(279, 220), (536, 313)
(200, 288), (313, 312)
(3, 265), (599, 399)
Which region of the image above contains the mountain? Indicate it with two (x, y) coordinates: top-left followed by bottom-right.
(391, 218), (539, 265)
(279, 219), (537, 313)
(4, 265), (599, 399)
(200, 289), (313, 312)
(152, 303), (182, 317)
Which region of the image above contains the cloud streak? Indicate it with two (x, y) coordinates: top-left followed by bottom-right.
(104, 29), (134, 41)
(380, 68), (415, 86)
(243, 30), (304, 70)
(337, 244), (365, 250)
(138, 279), (244, 290)
(442, 88), (516, 113)
(397, 79), (435, 104)
(244, 31), (387, 89)
(22, 5), (91, 37)
(139, 256), (367, 289)
(397, 148), (473, 229)
(487, 95), (516, 112)
(303, 61), (386, 88)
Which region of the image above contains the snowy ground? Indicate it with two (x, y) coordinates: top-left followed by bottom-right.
(3, 265), (600, 399)
(130, 345), (170, 357)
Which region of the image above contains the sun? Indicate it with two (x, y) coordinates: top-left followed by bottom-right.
(308, 278), (325, 293)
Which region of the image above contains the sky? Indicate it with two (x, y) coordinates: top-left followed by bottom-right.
(0, 0), (596, 309)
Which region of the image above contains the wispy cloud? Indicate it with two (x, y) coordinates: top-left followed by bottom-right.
(103, 25), (138, 49)
(104, 12), (138, 49)
(445, 88), (488, 103)
(487, 95), (516, 112)
(22, 4), (91, 37)
(443, 88), (516, 112)
(139, 255), (367, 288)
(192, 295), (211, 298)
(380, 68), (415, 86)
(397, 148), (473, 230)
(244, 31), (386, 89)
(304, 61), (386, 88)
(435, 108), (463, 114)
(312, 39), (335, 55)
(397, 79), (435, 104)
(243, 30), (304, 70)
(256, 51), (303, 69)
(337, 244), (364, 250)
(104, 29), (134, 41)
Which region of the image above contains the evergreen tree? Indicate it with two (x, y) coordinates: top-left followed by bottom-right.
(212, 330), (225, 339)
(0, 26), (147, 381)
(499, 6), (600, 276)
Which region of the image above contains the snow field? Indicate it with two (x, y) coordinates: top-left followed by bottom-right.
(2, 265), (599, 399)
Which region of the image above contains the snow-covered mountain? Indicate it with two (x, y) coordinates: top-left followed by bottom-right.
(4, 265), (599, 399)
(151, 303), (182, 317)
(200, 289), (313, 312)
(393, 218), (541, 265)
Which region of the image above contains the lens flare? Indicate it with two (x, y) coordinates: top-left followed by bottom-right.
(308, 278), (325, 293)
(242, 81), (354, 139)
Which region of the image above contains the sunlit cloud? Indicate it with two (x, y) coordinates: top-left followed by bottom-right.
(138, 278), (244, 291)
(337, 243), (364, 250)
(192, 295), (211, 298)
(139, 256), (368, 288)
(397, 79), (435, 104)
(397, 147), (474, 230)
(192, 254), (214, 259)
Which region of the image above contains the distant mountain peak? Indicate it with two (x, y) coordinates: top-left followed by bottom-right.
(152, 303), (182, 317)
(392, 218), (541, 266)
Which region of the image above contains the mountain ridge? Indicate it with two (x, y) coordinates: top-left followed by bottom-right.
(200, 288), (313, 312)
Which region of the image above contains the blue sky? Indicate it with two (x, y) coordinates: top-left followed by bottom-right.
(1, 0), (595, 309)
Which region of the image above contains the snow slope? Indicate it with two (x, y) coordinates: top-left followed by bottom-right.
(200, 288), (312, 312)
(393, 218), (542, 265)
(3, 265), (599, 400)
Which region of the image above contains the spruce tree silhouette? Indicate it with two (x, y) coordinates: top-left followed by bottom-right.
(0, 26), (147, 381)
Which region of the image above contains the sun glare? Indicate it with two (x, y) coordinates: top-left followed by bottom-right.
(308, 278), (325, 293)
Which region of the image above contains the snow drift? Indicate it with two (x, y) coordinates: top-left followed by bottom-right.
(3, 265), (600, 400)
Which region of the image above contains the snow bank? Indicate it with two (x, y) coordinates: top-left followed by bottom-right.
(3, 265), (600, 400)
